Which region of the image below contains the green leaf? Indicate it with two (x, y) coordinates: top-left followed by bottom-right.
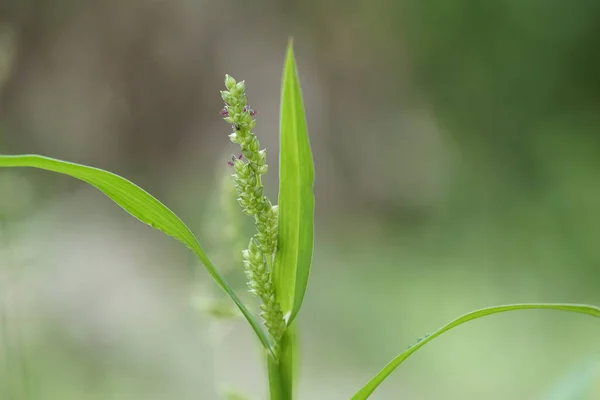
(273, 39), (315, 325)
(352, 303), (600, 399)
(0, 154), (273, 355)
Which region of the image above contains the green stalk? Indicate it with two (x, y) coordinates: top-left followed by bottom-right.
(267, 356), (285, 400)
(264, 255), (293, 400)
(267, 325), (297, 400)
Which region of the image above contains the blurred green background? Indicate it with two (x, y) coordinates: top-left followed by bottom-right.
(1, 1), (599, 399)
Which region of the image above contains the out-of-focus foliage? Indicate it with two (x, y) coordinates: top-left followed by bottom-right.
(543, 358), (600, 400)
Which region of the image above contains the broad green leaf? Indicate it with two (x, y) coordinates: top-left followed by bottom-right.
(0, 154), (273, 354)
(273, 40), (315, 325)
(352, 303), (600, 399)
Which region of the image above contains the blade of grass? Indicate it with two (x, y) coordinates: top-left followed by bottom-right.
(352, 303), (600, 399)
(0, 154), (274, 355)
(273, 39), (315, 325)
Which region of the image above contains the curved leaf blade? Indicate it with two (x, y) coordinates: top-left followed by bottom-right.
(0, 154), (273, 354)
(352, 303), (600, 399)
(273, 40), (315, 324)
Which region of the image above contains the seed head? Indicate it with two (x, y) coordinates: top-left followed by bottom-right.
(220, 74), (285, 349)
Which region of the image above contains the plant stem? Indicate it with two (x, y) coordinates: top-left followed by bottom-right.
(268, 354), (295, 400)
(267, 323), (297, 400)
(264, 253), (288, 400)
(267, 355), (285, 400)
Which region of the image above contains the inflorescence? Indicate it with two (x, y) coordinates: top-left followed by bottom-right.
(220, 75), (285, 347)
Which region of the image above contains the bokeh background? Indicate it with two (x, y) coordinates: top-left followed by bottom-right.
(1, 1), (600, 399)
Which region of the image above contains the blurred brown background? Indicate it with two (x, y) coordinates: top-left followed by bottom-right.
(1, 1), (600, 399)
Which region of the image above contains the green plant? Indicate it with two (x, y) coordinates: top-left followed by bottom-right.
(1, 40), (599, 399)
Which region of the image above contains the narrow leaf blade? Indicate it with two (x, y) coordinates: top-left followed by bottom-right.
(274, 40), (315, 324)
(352, 303), (600, 399)
(0, 154), (273, 353)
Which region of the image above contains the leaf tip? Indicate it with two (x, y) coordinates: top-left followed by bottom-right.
(285, 38), (296, 66)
